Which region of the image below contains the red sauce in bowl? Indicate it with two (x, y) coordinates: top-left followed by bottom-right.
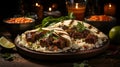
(87, 15), (112, 22)
(5, 17), (34, 24)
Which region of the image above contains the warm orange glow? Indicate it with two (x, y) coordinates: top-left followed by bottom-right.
(109, 3), (112, 8)
(35, 3), (40, 7)
(52, 4), (57, 9)
(104, 3), (116, 16)
(5, 17), (33, 24)
(49, 7), (52, 11)
(67, 3), (86, 20)
(75, 3), (79, 9)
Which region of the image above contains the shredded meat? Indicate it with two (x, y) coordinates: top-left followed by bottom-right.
(39, 35), (68, 50)
(40, 38), (49, 47)
(26, 31), (48, 42)
(85, 34), (98, 44)
(25, 32), (68, 51)
(53, 37), (68, 49)
(26, 32), (36, 42)
(58, 25), (69, 30)
(66, 29), (90, 39)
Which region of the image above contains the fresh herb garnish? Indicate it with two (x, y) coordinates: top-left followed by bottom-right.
(35, 12), (75, 28)
(73, 60), (91, 67)
(0, 53), (15, 61)
(53, 36), (58, 40)
(76, 22), (86, 32)
(38, 30), (54, 41)
(44, 30), (54, 38)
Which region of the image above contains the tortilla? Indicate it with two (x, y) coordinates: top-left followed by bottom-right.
(16, 20), (108, 53)
(49, 20), (108, 50)
(16, 27), (72, 53)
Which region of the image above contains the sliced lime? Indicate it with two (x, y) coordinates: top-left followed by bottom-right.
(0, 36), (15, 48)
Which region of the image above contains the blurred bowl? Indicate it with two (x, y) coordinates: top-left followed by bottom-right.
(3, 17), (35, 37)
(84, 15), (116, 34)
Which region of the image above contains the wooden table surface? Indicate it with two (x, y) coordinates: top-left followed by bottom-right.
(0, 43), (120, 67)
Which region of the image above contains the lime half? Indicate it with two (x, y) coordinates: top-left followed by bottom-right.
(0, 36), (15, 48)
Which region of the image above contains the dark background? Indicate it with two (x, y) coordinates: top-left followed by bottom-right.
(0, 0), (119, 25)
(0, 0), (67, 19)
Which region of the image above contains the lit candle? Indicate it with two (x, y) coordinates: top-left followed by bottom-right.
(75, 3), (79, 9)
(104, 3), (116, 16)
(51, 3), (58, 10)
(44, 7), (61, 17)
(49, 7), (52, 12)
(36, 3), (40, 7)
(67, 3), (86, 20)
(35, 3), (43, 19)
(44, 7), (53, 15)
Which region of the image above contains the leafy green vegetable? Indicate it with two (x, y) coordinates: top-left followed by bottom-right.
(35, 12), (75, 28)
(44, 30), (54, 38)
(53, 36), (59, 40)
(75, 22), (86, 32)
(38, 30), (54, 41)
(73, 63), (85, 67)
(0, 53), (15, 61)
(73, 60), (91, 67)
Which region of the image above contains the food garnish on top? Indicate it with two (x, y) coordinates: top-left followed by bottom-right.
(16, 19), (108, 53)
(49, 20), (108, 50)
(16, 27), (72, 53)
(87, 15), (112, 21)
(15, 13), (108, 53)
(5, 17), (34, 24)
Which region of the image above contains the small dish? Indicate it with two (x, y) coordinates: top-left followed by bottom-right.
(3, 17), (35, 31)
(3, 17), (35, 38)
(14, 20), (110, 61)
(84, 15), (116, 34)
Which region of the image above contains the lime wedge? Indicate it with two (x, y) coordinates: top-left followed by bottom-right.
(0, 36), (15, 48)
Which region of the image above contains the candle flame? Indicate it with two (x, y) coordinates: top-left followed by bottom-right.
(75, 3), (79, 9)
(35, 3), (40, 7)
(109, 3), (112, 8)
(49, 7), (52, 11)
